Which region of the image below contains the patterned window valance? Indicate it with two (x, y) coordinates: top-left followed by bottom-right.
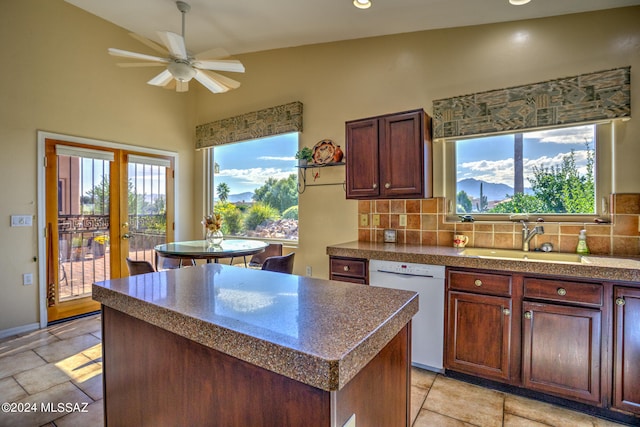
(432, 67), (630, 139)
(196, 101), (303, 149)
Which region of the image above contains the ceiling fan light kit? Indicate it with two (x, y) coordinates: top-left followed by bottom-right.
(107, 1), (244, 94)
(353, 0), (372, 9)
(509, 0), (531, 5)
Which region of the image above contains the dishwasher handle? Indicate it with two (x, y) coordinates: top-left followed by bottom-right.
(375, 269), (435, 278)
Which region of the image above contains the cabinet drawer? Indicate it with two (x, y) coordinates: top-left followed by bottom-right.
(524, 278), (602, 307)
(330, 257), (367, 282)
(448, 270), (512, 297)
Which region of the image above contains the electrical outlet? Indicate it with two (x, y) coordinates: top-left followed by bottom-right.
(359, 214), (368, 227)
(399, 214), (407, 227)
(305, 266), (312, 277)
(23, 273), (33, 286)
(372, 214), (380, 227)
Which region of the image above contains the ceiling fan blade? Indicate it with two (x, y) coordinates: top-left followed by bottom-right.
(194, 69), (231, 94)
(164, 79), (177, 90)
(147, 69), (174, 87)
(193, 59), (245, 73)
(116, 62), (166, 68)
(194, 47), (230, 60)
(128, 32), (169, 55)
(157, 31), (188, 60)
(108, 48), (168, 63)
(200, 70), (241, 90)
(176, 80), (189, 92)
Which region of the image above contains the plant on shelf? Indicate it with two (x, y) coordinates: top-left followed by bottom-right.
(295, 147), (313, 166)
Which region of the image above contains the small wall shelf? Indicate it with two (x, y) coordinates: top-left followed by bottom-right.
(297, 162), (345, 194)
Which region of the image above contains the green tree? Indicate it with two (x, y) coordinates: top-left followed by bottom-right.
(457, 191), (473, 213)
(490, 193), (546, 213)
(528, 145), (594, 213)
(84, 177), (110, 214)
(244, 203), (280, 230)
(217, 182), (231, 203)
(215, 201), (243, 234)
(253, 174), (298, 213)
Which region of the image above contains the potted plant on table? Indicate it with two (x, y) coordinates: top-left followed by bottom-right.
(295, 147), (314, 166)
(202, 213), (223, 247)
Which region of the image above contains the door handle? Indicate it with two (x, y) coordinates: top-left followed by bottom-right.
(122, 233), (132, 239)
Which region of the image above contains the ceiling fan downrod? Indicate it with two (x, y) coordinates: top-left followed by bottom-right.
(176, 1), (190, 39)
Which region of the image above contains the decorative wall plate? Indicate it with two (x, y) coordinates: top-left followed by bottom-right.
(312, 139), (336, 164)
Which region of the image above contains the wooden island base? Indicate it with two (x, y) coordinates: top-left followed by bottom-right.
(102, 306), (411, 427)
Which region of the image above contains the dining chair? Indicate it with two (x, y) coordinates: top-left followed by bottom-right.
(247, 243), (283, 268)
(126, 258), (155, 276)
(160, 257), (196, 269)
(261, 252), (295, 274)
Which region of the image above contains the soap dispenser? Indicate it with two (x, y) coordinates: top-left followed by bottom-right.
(576, 229), (590, 254)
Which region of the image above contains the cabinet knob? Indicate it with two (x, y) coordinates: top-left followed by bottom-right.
(372, 183), (378, 189)
(343, 265), (350, 272)
(385, 182), (391, 189)
(615, 297), (626, 306)
(503, 308), (510, 316)
(524, 311), (533, 319)
(557, 288), (567, 296)
(474, 279), (482, 287)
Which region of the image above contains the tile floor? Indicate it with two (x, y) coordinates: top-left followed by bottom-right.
(0, 314), (632, 427)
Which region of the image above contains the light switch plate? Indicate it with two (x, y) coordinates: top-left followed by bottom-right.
(399, 214), (407, 227)
(372, 214), (380, 227)
(359, 214), (368, 227)
(11, 215), (32, 227)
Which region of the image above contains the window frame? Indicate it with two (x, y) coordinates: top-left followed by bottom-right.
(443, 122), (613, 223)
(203, 134), (300, 244)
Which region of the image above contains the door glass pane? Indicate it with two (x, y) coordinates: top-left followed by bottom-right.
(127, 162), (167, 264)
(57, 155), (110, 301)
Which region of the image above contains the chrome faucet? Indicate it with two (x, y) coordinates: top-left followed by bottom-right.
(521, 221), (544, 252)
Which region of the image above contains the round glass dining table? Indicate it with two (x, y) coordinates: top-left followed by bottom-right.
(154, 239), (268, 266)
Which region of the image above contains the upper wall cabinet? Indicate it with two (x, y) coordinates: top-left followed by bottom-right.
(345, 109), (432, 199)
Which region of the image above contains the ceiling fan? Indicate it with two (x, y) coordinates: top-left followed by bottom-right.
(108, 1), (245, 94)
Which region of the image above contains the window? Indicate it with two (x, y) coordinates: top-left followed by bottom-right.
(207, 133), (299, 242)
(447, 124), (611, 219)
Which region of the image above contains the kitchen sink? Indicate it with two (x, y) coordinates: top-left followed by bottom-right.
(460, 248), (588, 264)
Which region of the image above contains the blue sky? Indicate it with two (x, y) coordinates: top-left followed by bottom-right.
(213, 133), (298, 195)
(456, 124), (595, 188)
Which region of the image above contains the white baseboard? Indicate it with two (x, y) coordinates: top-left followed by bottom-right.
(0, 323), (40, 340)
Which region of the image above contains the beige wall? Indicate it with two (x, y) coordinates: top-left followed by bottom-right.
(194, 7), (640, 280)
(1, 2), (639, 333)
(0, 1), (196, 332)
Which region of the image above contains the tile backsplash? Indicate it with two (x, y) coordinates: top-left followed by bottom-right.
(357, 194), (640, 257)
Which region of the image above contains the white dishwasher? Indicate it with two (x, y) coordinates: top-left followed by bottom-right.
(369, 259), (445, 372)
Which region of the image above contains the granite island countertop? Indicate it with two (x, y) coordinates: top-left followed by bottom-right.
(93, 263), (418, 391)
(327, 241), (640, 282)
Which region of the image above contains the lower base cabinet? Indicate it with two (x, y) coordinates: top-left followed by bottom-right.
(522, 301), (601, 405)
(445, 268), (640, 422)
(446, 291), (514, 383)
(613, 286), (640, 415)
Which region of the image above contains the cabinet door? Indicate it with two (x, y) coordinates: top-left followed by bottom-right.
(522, 301), (601, 404)
(613, 287), (640, 415)
(346, 118), (380, 198)
(445, 291), (513, 382)
(379, 111), (426, 198)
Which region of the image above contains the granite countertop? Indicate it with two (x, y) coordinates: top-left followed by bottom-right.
(327, 241), (640, 283)
(93, 264), (418, 392)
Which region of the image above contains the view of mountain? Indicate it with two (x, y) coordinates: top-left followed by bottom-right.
(457, 178), (531, 201)
(214, 192), (254, 203)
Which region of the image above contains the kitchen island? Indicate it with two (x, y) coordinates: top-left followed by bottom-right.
(93, 263), (418, 427)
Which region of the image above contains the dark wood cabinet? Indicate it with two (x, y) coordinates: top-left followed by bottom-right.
(613, 286), (640, 415)
(330, 256), (368, 284)
(522, 278), (603, 405)
(522, 301), (602, 404)
(345, 109), (432, 199)
(445, 269), (518, 383)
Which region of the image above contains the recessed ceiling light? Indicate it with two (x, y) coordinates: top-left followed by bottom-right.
(354, 0), (372, 9)
(509, 0), (531, 5)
